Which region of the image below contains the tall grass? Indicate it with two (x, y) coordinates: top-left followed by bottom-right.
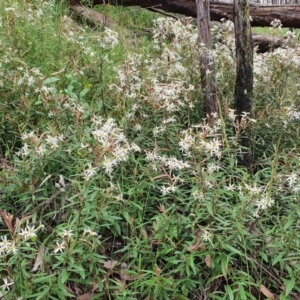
(0, 1), (300, 299)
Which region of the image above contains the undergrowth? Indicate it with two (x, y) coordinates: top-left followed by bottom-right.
(0, 1), (300, 299)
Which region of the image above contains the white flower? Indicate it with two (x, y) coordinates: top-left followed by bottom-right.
(160, 185), (170, 196)
(131, 143), (141, 152)
(226, 184), (235, 191)
(255, 196), (274, 210)
(250, 184), (263, 195)
(0, 235), (11, 251)
(286, 172), (297, 187)
(207, 163), (220, 174)
(83, 163), (97, 181)
(1, 277), (14, 291)
(145, 151), (159, 162)
(252, 209), (260, 218)
(83, 228), (97, 237)
(8, 242), (18, 255)
(100, 28), (119, 48)
(192, 190), (204, 201)
(54, 241), (65, 254)
(45, 135), (60, 150)
(115, 194), (124, 202)
(61, 229), (74, 238)
(201, 230), (212, 242)
(36, 144), (46, 156)
(102, 157), (115, 175)
(24, 225), (37, 239)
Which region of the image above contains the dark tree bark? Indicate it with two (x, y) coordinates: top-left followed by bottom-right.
(196, 0), (218, 121)
(234, 0), (254, 167)
(82, 0), (300, 29)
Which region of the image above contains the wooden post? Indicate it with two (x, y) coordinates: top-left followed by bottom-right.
(234, 0), (254, 167)
(196, 0), (218, 122)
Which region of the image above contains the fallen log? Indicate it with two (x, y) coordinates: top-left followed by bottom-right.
(82, 0), (300, 29)
(252, 33), (289, 52)
(68, 2), (296, 53)
(70, 2), (116, 28)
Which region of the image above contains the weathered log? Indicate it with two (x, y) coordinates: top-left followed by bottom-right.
(70, 2), (116, 27)
(252, 33), (289, 52)
(68, 1), (295, 53)
(84, 0), (300, 29)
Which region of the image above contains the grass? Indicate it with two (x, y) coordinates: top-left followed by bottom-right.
(252, 25), (300, 41)
(1, 1), (300, 299)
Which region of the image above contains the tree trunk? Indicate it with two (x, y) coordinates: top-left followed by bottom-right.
(196, 0), (218, 121)
(234, 0), (254, 168)
(85, 0), (300, 29)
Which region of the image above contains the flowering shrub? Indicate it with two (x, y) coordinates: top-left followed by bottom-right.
(0, 0), (300, 299)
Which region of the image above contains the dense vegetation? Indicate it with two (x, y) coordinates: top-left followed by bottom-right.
(0, 1), (300, 299)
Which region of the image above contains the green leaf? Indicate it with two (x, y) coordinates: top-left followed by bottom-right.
(60, 268), (69, 283)
(259, 251), (268, 263)
(238, 284), (247, 300)
(21, 259), (31, 278)
(272, 252), (285, 266)
(189, 254), (197, 275)
(68, 264), (86, 279)
(79, 88), (90, 99)
(32, 274), (56, 284)
(29, 286), (51, 300)
(285, 277), (295, 296)
(284, 215), (294, 230)
(225, 285), (234, 300)
(223, 243), (244, 257)
(130, 201), (143, 210)
(296, 206), (300, 217)
(34, 100), (42, 106)
(123, 211), (130, 223)
(205, 200), (214, 216)
(221, 254), (228, 279)
(280, 293), (290, 300)
(43, 77), (60, 85)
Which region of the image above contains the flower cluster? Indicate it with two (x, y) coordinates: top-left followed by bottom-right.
(90, 117), (141, 176)
(0, 236), (17, 256)
(99, 28), (119, 49)
(16, 131), (64, 157)
(54, 227), (98, 254)
(0, 224), (42, 257)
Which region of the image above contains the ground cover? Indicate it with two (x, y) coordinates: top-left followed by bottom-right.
(0, 1), (300, 299)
